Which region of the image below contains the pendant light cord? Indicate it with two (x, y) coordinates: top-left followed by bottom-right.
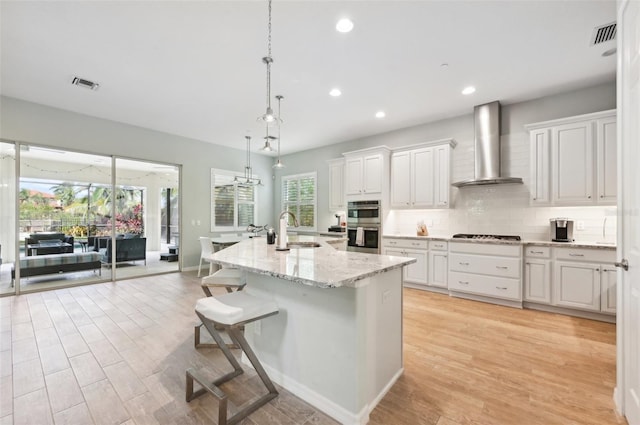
(265, 0), (273, 110)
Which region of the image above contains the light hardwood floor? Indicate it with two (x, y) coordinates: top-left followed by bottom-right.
(0, 273), (627, 425)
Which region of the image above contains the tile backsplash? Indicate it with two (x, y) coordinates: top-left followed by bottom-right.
(384, 183), (617, 243)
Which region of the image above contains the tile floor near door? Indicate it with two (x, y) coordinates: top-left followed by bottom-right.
(0, 273), (626, 425)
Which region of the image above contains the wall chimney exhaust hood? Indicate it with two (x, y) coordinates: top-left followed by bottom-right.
(452, 101), (523, 188)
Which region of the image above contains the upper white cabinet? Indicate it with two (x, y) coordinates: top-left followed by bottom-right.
(343, 146), (390, 200)
(390, 139), (455, 209)
(327, 158), (345, 211)
(525, 110), (616, 206)
(596, 116), (617, 203)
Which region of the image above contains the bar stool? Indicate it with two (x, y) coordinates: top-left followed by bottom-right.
(186, 292), (279, 425)
(195, 268), (246, 349)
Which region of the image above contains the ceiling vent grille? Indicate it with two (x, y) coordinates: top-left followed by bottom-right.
(71, 76), (100, 90)
(591, 22), (617, 45)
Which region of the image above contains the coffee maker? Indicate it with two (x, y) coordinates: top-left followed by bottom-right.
(550, 218), (574, 242)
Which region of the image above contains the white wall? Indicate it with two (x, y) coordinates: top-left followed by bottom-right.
(0, 96), (276, 267)
(277, 82), (617, 242)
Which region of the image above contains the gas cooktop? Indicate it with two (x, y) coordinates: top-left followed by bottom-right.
(452, 234), (522, 241)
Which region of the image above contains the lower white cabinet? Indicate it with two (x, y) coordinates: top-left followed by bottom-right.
(550, 246), (617, 314)
(428, 250), (448, 288)
(524, 246), (552, 303)
(448, 242), (522, 302)
(383, 238), (428, 286)
(554, 261), (601, 311)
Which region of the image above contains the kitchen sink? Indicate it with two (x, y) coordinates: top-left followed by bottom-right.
(287, 242), (321, 249)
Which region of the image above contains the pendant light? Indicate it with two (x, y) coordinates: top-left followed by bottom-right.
(234, 136), (262, 186)
(257, 0), (281, 127)
(273, 95), (285, 169)
(260, 126), (276, 152)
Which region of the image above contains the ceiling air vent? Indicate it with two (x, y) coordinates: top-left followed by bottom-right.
(71, 76), (100, 91)
(591, 22), (617, 45)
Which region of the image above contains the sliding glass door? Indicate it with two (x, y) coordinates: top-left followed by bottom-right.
(0, 141), (16, 295)
(4, 143), (181, 295)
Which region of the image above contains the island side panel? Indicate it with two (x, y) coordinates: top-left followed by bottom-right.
(244, 269), (403, 424)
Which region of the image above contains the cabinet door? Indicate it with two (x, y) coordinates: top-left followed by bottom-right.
(596, 116), (617, 203)
(552, 121), (595, 204)
(524, 259), (551, 303)
(413, 147), (435, 208)
(345, 157), (363, 195)
(530, 129), (551, 205)
(404, 249), (428, 285)
(328, 159), (345, 210)
(362, 154), (383, 194)
(428, 250), (448, 288)
(390, 151), (412, 208)
(600, 266), (617, 314)
(433, 144), (450, 207)
(553, 261), (601, 311)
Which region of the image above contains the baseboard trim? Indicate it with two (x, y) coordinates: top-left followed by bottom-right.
(449, 291), (523, 309)
(523, 302), (616, 323)
(242, 356), (403, 425)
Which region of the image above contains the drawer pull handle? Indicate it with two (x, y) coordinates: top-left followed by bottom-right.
(458, 281), (469, 285)
(459, 262), (469, 266)
(496, 266), (508, 270)
(569, 254), (585, 257)
(530, 250), (544, 254)
(434, 244), (443, 248)
(496, 286), (508, 290)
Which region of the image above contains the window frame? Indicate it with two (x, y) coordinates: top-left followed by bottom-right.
(211, 168), (259, 231)
(281, 171), (317, 232)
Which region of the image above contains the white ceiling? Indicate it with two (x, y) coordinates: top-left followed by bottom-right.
(0, 1), (617, 156)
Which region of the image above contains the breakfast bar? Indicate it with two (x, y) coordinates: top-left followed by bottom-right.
(210, 235), (415, 425)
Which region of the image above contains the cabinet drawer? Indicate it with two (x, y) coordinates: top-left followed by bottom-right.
(554, 247), (615, 264)
(449, 242), (522, 257)
(524, 246), (551, 258)
(449, 271), (521, 301)
(429, 241), (448, 251)
(449, 254), (521, 279)
(383, 238), (428, 250)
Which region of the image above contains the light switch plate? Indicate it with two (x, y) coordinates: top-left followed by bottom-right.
(576, 221), (585, 230)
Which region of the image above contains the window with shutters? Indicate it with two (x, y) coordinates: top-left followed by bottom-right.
(281, 172), (316, 230)
(211, 169), (258, 231)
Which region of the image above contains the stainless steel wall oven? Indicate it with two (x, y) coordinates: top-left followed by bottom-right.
(347, 200), (381, 254)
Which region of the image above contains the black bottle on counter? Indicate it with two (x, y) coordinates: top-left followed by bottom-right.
(267, 228), (276, 244)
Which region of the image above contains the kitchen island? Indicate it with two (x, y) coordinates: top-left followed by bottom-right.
(210, 235), (415, 425)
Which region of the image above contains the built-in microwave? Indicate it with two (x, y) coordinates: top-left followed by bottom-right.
(347, 200), (381, 226)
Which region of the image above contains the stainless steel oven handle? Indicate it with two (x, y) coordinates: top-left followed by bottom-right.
(347, 227), (380, 231)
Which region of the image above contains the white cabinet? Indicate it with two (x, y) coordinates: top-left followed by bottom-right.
(596, 116), (617, 203)
(552, 121), (594, 204)
(525, 110), (616, 206)
(383, 238), (428, 286)
(553, 261), (601, 311)
(448, 242), (522, 302)
(428, 241), (448, 288)
(327, 158), (345, 211)
(389, 140), (454, 209)
(523, 246), (552, 303)
(552, 247), (616, 314)
(529, 129), (551, 204)
(390, 151), (412, 207)
(343, 147), (390, 199)
(600, 266), (617, 314)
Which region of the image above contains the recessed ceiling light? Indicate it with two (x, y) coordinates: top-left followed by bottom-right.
(375, 111), (386, 119)
(602, 48), (617, 57)
(336, 18), (354, 33)
(462, 86), (476, 95)
(329, 88), (342, 97)
(440, 63), (449, 68)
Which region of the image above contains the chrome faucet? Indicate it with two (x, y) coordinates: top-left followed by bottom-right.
(277, 211), (299, 249)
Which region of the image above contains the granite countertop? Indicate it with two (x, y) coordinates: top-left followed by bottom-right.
(210, 235), (415, 289)
(383, 234), (617, 249)
(317, 232), (348, 238)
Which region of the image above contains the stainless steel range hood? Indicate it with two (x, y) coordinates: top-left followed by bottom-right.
(452, 101), (523, 188)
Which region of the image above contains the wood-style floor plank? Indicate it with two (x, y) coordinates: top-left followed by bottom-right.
(0, 273), (627, 425)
